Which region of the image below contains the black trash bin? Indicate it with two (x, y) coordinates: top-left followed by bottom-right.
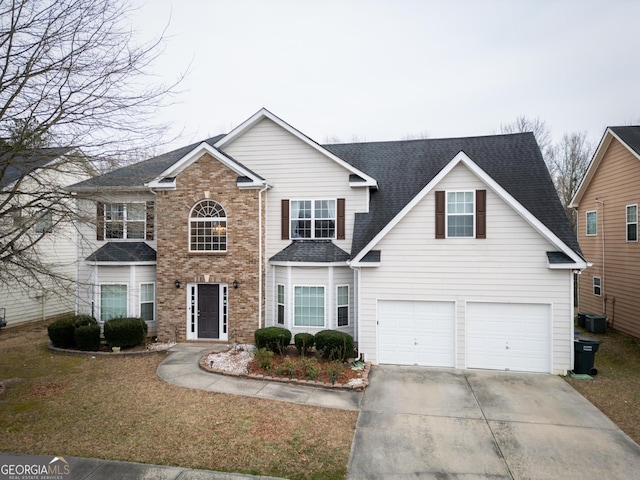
(577, 312), (590, 328)
(574, 337), (602, 375)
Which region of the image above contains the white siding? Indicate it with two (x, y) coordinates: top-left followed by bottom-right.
(358, 163), (573, 374)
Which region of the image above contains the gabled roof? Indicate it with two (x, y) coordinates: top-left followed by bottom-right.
(69, 135), (226, 191)
(1, 147), (75, 189)
(86, 242), (156, 264)
(570, 126), (640, 208)
(324, 133), (582, 261)
(216, 108), (378, 189)
(270, 240), (350, 264)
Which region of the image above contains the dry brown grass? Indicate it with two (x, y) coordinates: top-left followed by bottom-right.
(0, 321), (358, 480)
(566, 325), (640, 444)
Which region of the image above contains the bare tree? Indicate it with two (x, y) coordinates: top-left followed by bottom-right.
(499, 115), (553, 161)
(0, 0), (181, 293)
(547, 132), (593, 229)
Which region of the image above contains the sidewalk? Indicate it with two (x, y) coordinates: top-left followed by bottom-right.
(156, 343), (362, 410)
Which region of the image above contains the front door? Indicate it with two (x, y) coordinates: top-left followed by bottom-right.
(198, 284), (219, 338)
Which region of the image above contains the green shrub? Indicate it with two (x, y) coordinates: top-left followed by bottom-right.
(73, 314), (97, 328)
(325, 361), (346, 384)
(314, 330), (355, 362)
(254, 348), (274, 370)
(74, 323), (101, 351)
(294, 333), (315, 356)
(47, 316), (77, 348)
(103, 317), (148, 348)
(254, 326), (292, 354)
(298, 356), (321, 380)
(274, 357), (297, 377)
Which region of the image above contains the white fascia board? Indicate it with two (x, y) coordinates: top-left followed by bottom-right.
(86, 261), (157, 266)
(352, 151), (585, 265)
(347, 260), (379, 267)
(145, 142), (264, 189)
(215, 108), (378, 189)
(569, 129), (611, 208)
(269, 261), (348, 267)
(547, 261), (588, 270)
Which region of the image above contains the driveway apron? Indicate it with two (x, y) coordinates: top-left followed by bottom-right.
(347, 365), (640, 479)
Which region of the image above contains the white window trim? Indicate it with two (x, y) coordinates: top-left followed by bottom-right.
(586, 210), (597, 236)
(445, 190), (475, 238)
(104, 202), (146, 240)
(290, 199), (337, 240)
(139, 282), (155, 322)
(626, 204), (638, 242)
(293, 285), (326, 328)
(188, 200), (228, 252)
(99, 283), (129, 322)
(336, 284), (349, 327)
(593, 276), (602, 297)
(277, 284), (285, 325)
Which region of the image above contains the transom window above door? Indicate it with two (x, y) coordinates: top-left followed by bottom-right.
(291, 200), (336, 239)
(190, 200), (227, 251)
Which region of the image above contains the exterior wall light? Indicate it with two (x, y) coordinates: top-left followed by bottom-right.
(174, 280), (180, 289)
(232, 280), (238, 289)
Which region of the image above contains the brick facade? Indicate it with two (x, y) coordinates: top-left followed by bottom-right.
(155, 153), (262, 343)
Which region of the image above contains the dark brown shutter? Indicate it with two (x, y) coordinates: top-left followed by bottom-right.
(96, 202), (104, 241)
(146, 201), (155, 241)
(435, 191), (445, 239)
(337, 198), (345, 240)
(476, 189), (486, 239)
(281, 199), (289, 240)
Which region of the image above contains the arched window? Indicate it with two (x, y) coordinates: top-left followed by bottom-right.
(189, 200), (227, 251)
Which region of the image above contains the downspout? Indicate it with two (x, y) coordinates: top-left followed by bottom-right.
(348, 261), (362, 361)
(596, 199), (605, 313)
(258, 182), (270, 329)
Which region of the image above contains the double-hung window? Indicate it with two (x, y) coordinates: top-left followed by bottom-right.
(100, 284), (127, 321)
(586, 210), (597, 236)
(140, 283), (155, 321)
(290, 200), (336, 239)
(294, 286), (325, 327)
(277, 284), (285, 324)
(35, 209), (53, 234)
(337, 285), (349, 327)
(626, 205), (638, 242)
(447, 191), (474, 237)
(593, 277), (601, 296)
(105, 203), (145, 239)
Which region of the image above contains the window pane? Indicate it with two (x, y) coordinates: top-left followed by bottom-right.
(35, 210), (52, 233)
(292, 219), (311, 238)
(586, 211), (597, 235)
(628, 224), (638, 242)
(338, 306), (348, 327)
(105, 222), (124, 239)
(447, 215), (473, 237)
(141, 284), (154, 302)
(101, 285), (127, 321)
(105, 204), (124, 221)
(127, 203), (145, 221)
(277, 285), (284, 304)
(294, 286), (324, 327)
(627, 205), (637, 223)
(314, 219), (335, 238)
(127, 221), (145, 239)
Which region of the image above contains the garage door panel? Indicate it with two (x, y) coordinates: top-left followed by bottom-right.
(378, 300), (455, 367)
(467, 302), (550, 373)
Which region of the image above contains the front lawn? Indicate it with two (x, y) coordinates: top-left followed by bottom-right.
(0, 321), (358, 480)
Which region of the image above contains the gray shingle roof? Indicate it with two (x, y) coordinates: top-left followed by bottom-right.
(1, 147), (74, 189)
(69, 135), (226, 190)
(270, 240), (350, 263)
(610, 126), (640, 157)
(86, 242), (157, 262)
(323, 133), (582, 259)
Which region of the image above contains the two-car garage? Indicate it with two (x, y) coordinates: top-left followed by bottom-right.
(377, 300), (551, 373)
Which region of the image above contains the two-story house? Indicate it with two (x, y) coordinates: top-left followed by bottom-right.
(70, 109), (586, 374)
(1, 147), (92, 327)
(570, 126), (640, 340)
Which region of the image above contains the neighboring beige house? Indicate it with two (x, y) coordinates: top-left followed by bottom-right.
(570, 126), (640, 340)
(70, 109), (587, 374)
(0, 148), (92, 327)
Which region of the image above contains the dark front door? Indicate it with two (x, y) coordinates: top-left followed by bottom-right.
(198, 284), (219, 338)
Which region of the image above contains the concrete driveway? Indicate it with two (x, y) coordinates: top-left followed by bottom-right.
(347, 366), (640, 479)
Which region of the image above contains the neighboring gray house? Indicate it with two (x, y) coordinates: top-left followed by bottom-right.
(70, 109), (586, 374)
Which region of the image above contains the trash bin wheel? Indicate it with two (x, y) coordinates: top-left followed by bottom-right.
(589, 367), (598, 376)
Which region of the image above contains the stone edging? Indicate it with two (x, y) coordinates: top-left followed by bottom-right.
(47, 343), (172, 357)
(198, 351), (371, 391)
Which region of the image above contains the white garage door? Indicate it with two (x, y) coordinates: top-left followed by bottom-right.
(467, 302), (550, 373)
(378, 300), (455, 367)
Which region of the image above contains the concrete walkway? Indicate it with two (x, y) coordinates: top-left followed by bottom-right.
(156, 343), (362, 410)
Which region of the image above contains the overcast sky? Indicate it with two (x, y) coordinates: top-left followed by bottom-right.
(132, 0), (639, 152)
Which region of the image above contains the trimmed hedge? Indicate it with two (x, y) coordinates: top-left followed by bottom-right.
(48, 314), (98, 349)
(75, 323), (101, 351)
(294, 332), (315, 356)
(314, 330), (355, 362)
(103, 317), (148, 348)
(254, 326), (292, 354)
